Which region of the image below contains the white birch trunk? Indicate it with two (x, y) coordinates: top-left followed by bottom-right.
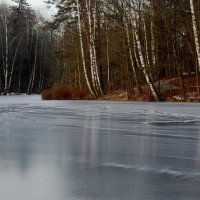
(86, 0), (103, 96)
(0, 32), (5, 76)
(131, 10), (160, 101)
(77, 0), (94, 96)
(150, 0), (156, 67)
(131, 19), (142, 71)
(86, 0), (95, 90)
(151, 22), (156, 65)
(190, 0), (200, 71)
(93, 0), (103, 95)
(141, 0), (152, 78)
(8, 33), (24, 93)
(143, 19), (150, 67)
(4, 13), (9, 94)
(124, 18), (141, 94)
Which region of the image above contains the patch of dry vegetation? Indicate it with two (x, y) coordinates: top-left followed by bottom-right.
(98, 90), (128, 101)
(41, 86), (90, 100)
(161, 75), (200, 102)
(41, 75), (200, 102)
(100, 75), (200, 102)
(130, 93), (155, 102)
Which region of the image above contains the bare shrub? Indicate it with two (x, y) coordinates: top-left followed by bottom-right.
(41, 89), (52, 100)
(41, 86), (90, 100)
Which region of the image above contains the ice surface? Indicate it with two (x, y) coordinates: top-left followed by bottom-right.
(0, 95), (200, 200)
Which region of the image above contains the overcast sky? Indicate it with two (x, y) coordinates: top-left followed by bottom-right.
(2, 0), (47, 8)
(28, 0), (56, 18)
(26, 0), (47, 9)
(1, 0), (56, 18)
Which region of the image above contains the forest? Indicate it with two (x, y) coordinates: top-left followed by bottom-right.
(0, 0), (200, 101)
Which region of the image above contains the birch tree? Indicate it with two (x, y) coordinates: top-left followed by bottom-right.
(76, 0), (94, 96)
(190, 0), (200, 70)
(122, 0), (161, 100)
(85, 0), (103, 96)
(0, 4), (10, 94)
(124, 14), (142, 95)
(189, 0), (200, 94)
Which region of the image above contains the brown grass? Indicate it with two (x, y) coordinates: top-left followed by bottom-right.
(98, 90), (128, 101)
(41, 86), (90, 100)
(161, 75), (200, 102)
(169, 75), (199, 87)
(131, 93), (155, 101)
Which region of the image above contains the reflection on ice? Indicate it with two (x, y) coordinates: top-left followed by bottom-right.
(0, 95), (200, 200)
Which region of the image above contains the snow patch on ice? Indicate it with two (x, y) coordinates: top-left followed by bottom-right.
(101, 162), (200, 179)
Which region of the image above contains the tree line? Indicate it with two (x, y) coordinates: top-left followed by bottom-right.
(0, 0), (54, 95)
(1, 0), (200, 101)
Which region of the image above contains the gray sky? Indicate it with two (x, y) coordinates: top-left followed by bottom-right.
(2, 0), (47, 8)
(26, 0), (56, 17)
(1, 0), (56, 18)
(26, 0), (47, 9)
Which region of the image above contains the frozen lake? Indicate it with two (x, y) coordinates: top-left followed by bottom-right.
(0, 95), (200, 200)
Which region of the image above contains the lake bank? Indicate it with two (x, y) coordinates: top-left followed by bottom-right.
(41, 75), (200, 102)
